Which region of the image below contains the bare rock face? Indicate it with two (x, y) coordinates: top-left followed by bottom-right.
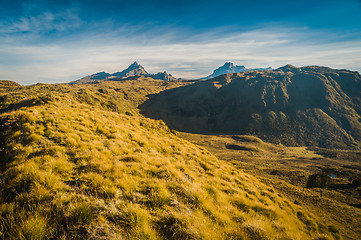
(141, 65), (361, 149)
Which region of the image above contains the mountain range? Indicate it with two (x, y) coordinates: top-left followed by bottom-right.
(72, 61), (180, 84)
(71, 61), (361, 149)
(140, 65), (361, 149)
(72, 61), (273, 84)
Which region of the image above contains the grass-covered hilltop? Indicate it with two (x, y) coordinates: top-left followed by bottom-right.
(0, 75), (359, 239)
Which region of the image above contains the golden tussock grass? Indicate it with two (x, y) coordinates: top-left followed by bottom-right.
(0, 81), (340, 239)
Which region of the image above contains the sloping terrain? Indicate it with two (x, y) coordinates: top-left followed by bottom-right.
(177, 132), (361, 239)
(0, 78), (188, 116)
(140, 65), (361, 149)
(0, 80), (338, 239)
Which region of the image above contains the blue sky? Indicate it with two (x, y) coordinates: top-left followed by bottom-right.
(1, 0), (361, 84)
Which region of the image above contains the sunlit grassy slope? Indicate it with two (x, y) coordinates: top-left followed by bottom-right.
(0, 80), (339, 239)
(178, 132), (361, 239)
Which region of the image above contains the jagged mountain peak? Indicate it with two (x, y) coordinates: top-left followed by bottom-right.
(127, 61), (142, 70)
(222, 62), (235, 68)
(113, 61), (148, 78)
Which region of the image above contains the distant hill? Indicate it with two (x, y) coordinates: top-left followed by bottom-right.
(72, 72), (112, 84)
(141, 65), (361, 149)
(72, 61), (180, 84)
(205, 62), (271, 79)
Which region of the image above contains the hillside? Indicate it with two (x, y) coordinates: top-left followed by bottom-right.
(0, 80), (339, 239)
(177, 132), (361, 239)
(141, 65), (361, 149)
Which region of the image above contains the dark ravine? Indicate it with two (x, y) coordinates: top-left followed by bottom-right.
(140, 65), (361, 149)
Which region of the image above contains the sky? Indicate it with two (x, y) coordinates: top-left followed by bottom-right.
(0, 0), (361, 84)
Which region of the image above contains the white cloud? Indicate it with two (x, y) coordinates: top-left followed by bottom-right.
(0, 9), (82, 36)
(0, 26), (361, 84)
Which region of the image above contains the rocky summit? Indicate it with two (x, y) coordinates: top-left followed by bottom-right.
(112, 61), (149, 78)
(141, 65), (361, 149)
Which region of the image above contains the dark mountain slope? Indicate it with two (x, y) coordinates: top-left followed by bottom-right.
(140, 65), (361, 149)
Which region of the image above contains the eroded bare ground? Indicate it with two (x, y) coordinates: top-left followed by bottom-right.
(177, 132), (361, 239)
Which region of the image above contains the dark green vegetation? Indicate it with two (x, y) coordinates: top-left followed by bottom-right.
(1, 64), (361, 239)
(141, 65), (361, 149)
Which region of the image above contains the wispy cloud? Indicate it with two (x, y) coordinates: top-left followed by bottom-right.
(0, 9), (82, 40)
(0, 25), (361, 84)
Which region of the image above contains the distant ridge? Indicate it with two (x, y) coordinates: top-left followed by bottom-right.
(71, 61), (180, 84)
(205, 62), (272, 79)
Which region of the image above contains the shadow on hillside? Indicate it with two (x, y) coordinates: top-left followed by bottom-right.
(0, 96), (52, 114)
(139, 81), (259, 137)
(139, 83), (218, 134)
(328, 183), (355, 190)
(139, 78), (361, 151)
(225, 144), (255, 151)
(350, 203), (361, 209)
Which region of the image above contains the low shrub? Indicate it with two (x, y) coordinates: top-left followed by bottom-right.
(306, 173), (331, 188)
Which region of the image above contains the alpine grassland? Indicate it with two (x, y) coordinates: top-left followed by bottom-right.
(0, 80), (344, 239)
